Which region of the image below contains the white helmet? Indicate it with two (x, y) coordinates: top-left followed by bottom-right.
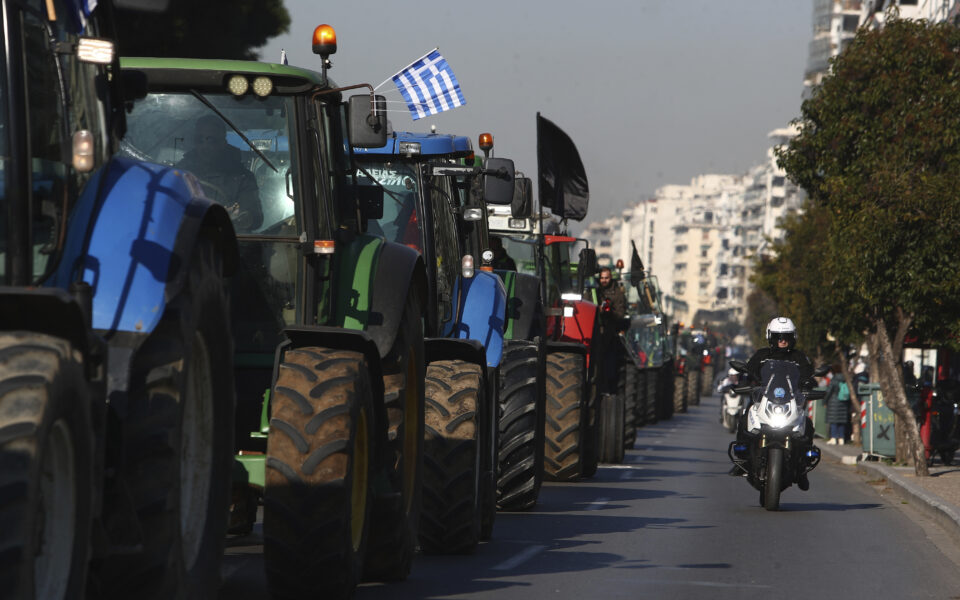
(766, 316), (797, 349)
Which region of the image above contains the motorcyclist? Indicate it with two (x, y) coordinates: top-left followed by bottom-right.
(718, 367), (739, 424)
(728, 317), (817, 490)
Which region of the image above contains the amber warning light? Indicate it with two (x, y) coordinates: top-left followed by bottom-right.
(479, 133), (493, 151)
(312, 24), (337, 57)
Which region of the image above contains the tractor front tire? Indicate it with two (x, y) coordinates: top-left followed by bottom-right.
(543, 352), (587, 481)
(496, 340), (543, 511)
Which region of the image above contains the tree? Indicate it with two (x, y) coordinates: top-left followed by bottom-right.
(114, 0), (290, 60)
(777, 16), (960, 475)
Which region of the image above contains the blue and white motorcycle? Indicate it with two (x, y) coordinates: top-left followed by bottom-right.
(727, 359), (826, 510)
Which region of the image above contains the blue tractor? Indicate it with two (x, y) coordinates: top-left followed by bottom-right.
(354, 131), (510, 553)
(0, 1), (238, 599)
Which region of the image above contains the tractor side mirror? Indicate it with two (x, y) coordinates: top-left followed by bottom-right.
(578, 248), (597, 280)
(348, 94), (387, 148)
(483, 157), (515, 205)
(512, 176), (533, 219)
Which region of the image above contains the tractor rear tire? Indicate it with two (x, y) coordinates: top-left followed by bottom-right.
(496, 340), (543, 511)
(701, 364), (715, 397)
(543, 352), (587, 481)
(599, 390), (626, 464)
(686, 369), (701, 407)
(581, 382), (600, 478)
(264, 349), (375, 599)
(419, 360), (483, 554)
(362, 292), (425, 582)
(93, 236), (234, 600)
(623, 363), (638, 449)
(0, 333), (92, 600)
(645, 369), (659, 424)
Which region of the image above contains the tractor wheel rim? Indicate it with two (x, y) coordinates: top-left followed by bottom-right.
(181, 331), (214, 569)
(36, 419), (76, 600)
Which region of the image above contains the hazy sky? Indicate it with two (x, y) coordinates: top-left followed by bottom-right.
(259, 1), (812, 232)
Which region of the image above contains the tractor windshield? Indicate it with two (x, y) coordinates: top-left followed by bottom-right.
(355, 160), (422, 252)
(121, 92), (300, 236)
(498, 235), (537, 276)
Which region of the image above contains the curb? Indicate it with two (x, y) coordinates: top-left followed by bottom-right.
(856, 459), (960, 539)
(821, 444), (960, 539)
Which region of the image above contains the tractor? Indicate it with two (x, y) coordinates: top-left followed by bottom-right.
(353, 130), (510, 551)
(121, 25), (429, 599)
(0, 1), (239, 598)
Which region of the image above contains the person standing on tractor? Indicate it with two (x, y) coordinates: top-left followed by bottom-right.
(596, 266), (627, 395)
(729, 316), (817, 490)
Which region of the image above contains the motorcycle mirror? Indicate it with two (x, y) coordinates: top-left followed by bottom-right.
(729, 359), (747, 373)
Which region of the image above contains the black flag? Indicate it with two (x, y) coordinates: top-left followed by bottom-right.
(537, 113), (589, 221)
(630, 240), (645, 284)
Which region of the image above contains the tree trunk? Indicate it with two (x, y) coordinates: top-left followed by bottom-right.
(835, 342), (861, 446)
(871, 320), (929, 477)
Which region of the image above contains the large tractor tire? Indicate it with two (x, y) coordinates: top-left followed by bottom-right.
(363, 292), (424, 582)
(93, 236), (234, 600)
(496, 340), (544, 511)
(419, 360), (483, 554)
(657, 364), (675, 421)
(581, 383), (600, 479)
(599, 388), (626, 464)
(673, 370), (687, 413)
(634, 369), (648, 427)
(644, 369), (659, 424)
(543, 352), (587, 481)
(623, 363), (638, 448)
(0, 333), (92, 600)
(263, 349), (375, 600)
(701, 363), (715, 397)
(686, 369), (701, 407)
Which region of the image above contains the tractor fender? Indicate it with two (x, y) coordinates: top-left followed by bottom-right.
(449, 271), (506, 368)
(560, 299), (598, 350)
(496, 270), (541, 342)
(362, 240), (427, 359)
(47, 156), (237, 336)
(545, 340), (589, 357)
(425, 337), (489, 386)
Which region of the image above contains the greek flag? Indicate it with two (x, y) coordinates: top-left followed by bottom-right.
(391, 49), (466, 121)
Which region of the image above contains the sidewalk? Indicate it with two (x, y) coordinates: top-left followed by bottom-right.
(818, 439), (960, 538)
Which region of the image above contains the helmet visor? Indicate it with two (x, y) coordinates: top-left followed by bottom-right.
(770, 332), (795, 344)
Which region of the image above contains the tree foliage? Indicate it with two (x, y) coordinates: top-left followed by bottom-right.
(778, 17), (960, 346)
(114, 0), (291, 60)
(775, 16), (960, 474)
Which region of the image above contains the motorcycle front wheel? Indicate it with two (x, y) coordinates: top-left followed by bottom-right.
(764, 447), (783, 511)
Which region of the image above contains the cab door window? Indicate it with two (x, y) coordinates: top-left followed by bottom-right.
(429, 174), (460, 331)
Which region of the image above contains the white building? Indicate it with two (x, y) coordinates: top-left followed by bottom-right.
(805, 0), (864, 98)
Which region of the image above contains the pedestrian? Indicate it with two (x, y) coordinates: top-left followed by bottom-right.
(823, 367), (850, 445)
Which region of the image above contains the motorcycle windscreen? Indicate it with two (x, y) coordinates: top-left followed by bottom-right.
(759, 360), (801, 404)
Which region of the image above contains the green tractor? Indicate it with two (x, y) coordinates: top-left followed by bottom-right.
(121, 25), (428, 599)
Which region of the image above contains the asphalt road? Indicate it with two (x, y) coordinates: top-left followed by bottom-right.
(220, 393), (960, 600)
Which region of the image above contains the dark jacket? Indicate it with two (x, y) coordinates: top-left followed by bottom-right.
(177, 144), (262, 232)
(744, 346), (814, 388)
(823, 375), (850, 425)
(598, 281), (626, 320)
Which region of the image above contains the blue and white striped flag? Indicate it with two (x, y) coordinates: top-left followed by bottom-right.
(391, 49), (466, 121)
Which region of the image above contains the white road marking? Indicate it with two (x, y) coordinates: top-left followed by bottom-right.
(491, 545), (547, 570)
(587, 497), (610, 510)
(602, 463), (645, 469)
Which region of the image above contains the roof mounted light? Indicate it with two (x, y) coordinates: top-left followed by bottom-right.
(227, 75), (249, 96)
(479, 133), (493, 152)
(252, 76), (273, 97)
(312, 24), (337, 58)
(77, 37), (114, 64)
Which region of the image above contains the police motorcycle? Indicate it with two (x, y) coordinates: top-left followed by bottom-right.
(718, 367), (743, 433)
(727, 359), (828, 510)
